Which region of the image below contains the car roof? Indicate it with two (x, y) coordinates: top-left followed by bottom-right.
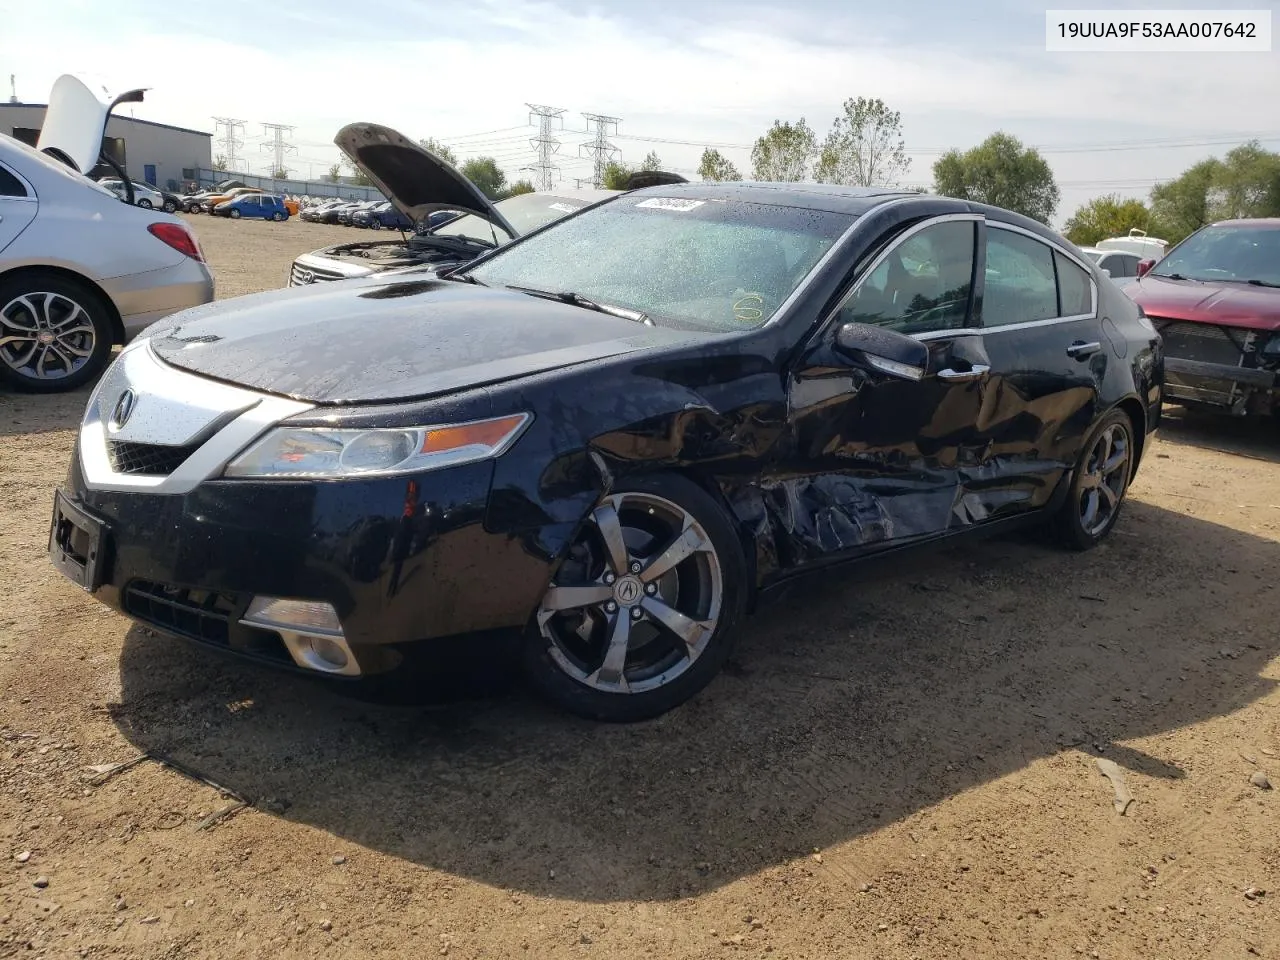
(533, 187), (618, 203)
(1207, 218), (1280, 229)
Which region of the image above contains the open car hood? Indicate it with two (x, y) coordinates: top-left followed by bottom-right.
(36, 75), (113, 173)
(334, 122), (517, 236)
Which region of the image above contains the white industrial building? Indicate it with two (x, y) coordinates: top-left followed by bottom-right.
(0, 102), (212, 191)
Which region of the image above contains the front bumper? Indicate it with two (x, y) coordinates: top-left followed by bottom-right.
(1164, 357), (1278, 412)
(49, 345), (557, 676)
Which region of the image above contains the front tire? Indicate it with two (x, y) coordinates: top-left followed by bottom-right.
(1053, 409), (1135, 550)
(369, 220), (382, 230)
(163, 200), (178, 213)
(229, 209), (241, 219)
(0, 275), (114, 393)
(523, 474), (747, 722)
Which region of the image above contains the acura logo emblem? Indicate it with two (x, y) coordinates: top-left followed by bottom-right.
(613, 576), (642, 606)
(108, 389), (136, 431)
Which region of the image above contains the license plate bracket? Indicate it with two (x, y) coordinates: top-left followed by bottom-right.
(48, 490), (109, 592)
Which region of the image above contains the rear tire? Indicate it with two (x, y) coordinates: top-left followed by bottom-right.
(0, 274), (114, 393)
(136, 198), (152, 209)
(1052, 409), (1135, 551)
(272, 211), (285, 222)
(522, 473), (747, 722)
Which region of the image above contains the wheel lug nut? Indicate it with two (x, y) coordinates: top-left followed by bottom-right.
(630, 562), (642, 573)
(631, 608), (643, 620)
(645, 583), (657, 595)
(604, 573), (615, 584)
(606, 601), (617, 613)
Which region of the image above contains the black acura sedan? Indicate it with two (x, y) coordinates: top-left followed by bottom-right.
(49, 183), (1163, 721)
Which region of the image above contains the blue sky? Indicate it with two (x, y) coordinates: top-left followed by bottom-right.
(2, 0), (1278, 224)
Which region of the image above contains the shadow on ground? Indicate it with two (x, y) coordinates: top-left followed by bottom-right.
(1157, 404), (1280, 463)
(112, 501), (1280, 903)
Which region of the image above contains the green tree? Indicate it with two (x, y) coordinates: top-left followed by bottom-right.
(270, 165), (290, 179)
(418, 137), (458, 167)
(602, 160), (635, 190)
(814, 97), (910, 187)
(342, 158), (372, 187)
(325, 162), (343, 183)
(697, 148), (742, 182)
(212, 154), (228, 173)
(1209, 141), (1280, 220)
(499, 179), (535, 199)
(1063, 194), (1153, 247)
(459, 157), (507, 199)
(751, 118), (816, 182)
(1149, 158), (1223, 243)
(640, 150), (662, 172)
(932, 132), (1060, 224)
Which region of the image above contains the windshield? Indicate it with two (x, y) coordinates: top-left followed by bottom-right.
(466, 195), (854, 332)
(1152, 224), (1280, 284)
(431, 193), (600, 245)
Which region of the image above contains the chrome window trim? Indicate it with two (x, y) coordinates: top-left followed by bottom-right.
(769, 194), (924, 329)
(821, 213), (984, 331)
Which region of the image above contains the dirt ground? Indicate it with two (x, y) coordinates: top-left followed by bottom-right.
(2, 213), (1278, 959)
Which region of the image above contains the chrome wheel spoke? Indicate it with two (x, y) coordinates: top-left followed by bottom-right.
(1099, 482), (1119, 510)
(0, 333), (37, 349)
(542, 584), (613, 612)
(588, 612), (632, 689)
(640, 523), (706, 583)
(641, 595), (711, 656)
(35, 345), (52, 378)
(591, 503), (631, 575)
(49, 303), (86, 331)
(1081, 489), (1100, 530)
(13, 295), (45, 329)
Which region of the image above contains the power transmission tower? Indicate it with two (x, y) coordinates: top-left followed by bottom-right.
(579, 113), (620, 188)
(524, 103), (565, 190)
(260, 123), (297, 178)
(211, 117), (245, 170)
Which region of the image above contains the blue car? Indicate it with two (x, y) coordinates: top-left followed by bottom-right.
(214, 194), (290, 221)
(352, 200), (413, 231)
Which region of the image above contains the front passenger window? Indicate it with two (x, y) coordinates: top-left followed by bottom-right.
(839, 220), (976, 334)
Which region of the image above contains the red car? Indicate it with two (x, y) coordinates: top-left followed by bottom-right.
(1124, 219), (1280, 416)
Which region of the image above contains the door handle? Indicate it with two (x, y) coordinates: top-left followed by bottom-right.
(937, 363), (990, 381)
(1067, 341), (1102, 358)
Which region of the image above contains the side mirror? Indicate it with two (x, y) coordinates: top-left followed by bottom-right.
(834, 322), (929, 380)
(1136, 259), (1155, 277)
(1101, 267), (1112, 278)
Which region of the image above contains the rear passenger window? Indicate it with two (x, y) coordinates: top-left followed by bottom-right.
(983, 228), (1057, 326)
(0, 163), (27, 197)
(1055, 251), (1094, 316)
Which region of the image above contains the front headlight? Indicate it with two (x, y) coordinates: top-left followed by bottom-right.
(223, 412), (531, 479)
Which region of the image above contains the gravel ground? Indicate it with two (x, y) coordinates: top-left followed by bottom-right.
(1, 213), (1278, 959)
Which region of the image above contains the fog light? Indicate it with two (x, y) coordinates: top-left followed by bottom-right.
(308, 636), (349, 669)
(242, 596), (342, 635)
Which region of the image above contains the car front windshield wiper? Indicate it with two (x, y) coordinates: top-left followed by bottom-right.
(1246, 278), (1280, 288)
(1149, 271), (1196, 281)
(445, 271), (486, 286)
(504, 284), (653, 325)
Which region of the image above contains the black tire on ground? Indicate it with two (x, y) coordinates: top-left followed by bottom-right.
(0, 273), (115, 393)
(229, 209), (241, 219)
(136, 198), (152, 209)
(163, 200), (178, 213)
(1052, 408), (1136, 551)
(272, 211), (285, 221)
(522, 472), (748, 722)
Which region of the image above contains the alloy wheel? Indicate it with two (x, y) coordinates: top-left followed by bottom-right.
(1078, 422), (1130, 537)
(537, 491), (723, 694)
(0, 292), (97, 382)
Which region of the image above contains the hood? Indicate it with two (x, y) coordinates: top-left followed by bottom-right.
(37, 74), (145, 174)
(148, 277), (707, 405)
(334, 122), (516, 236)
(1126, 274), (1280, 332)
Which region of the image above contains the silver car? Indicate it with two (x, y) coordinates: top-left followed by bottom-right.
(0, 75), (213, 392)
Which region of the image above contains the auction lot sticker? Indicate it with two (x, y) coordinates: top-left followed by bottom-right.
(636, 198), (705, 211)
(1046, 9), (1271, 51)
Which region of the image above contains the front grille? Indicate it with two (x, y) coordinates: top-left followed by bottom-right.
(123, 580), (238, 645)
(289, 262), (345, 286)
(106, 440), (200, 476)
(1152, 319), (1246, 367)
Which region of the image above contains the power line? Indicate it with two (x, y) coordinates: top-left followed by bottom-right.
(580, 113), (621, 188)
(211, 117), (245, 170)
(259, 123), (297, 177)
